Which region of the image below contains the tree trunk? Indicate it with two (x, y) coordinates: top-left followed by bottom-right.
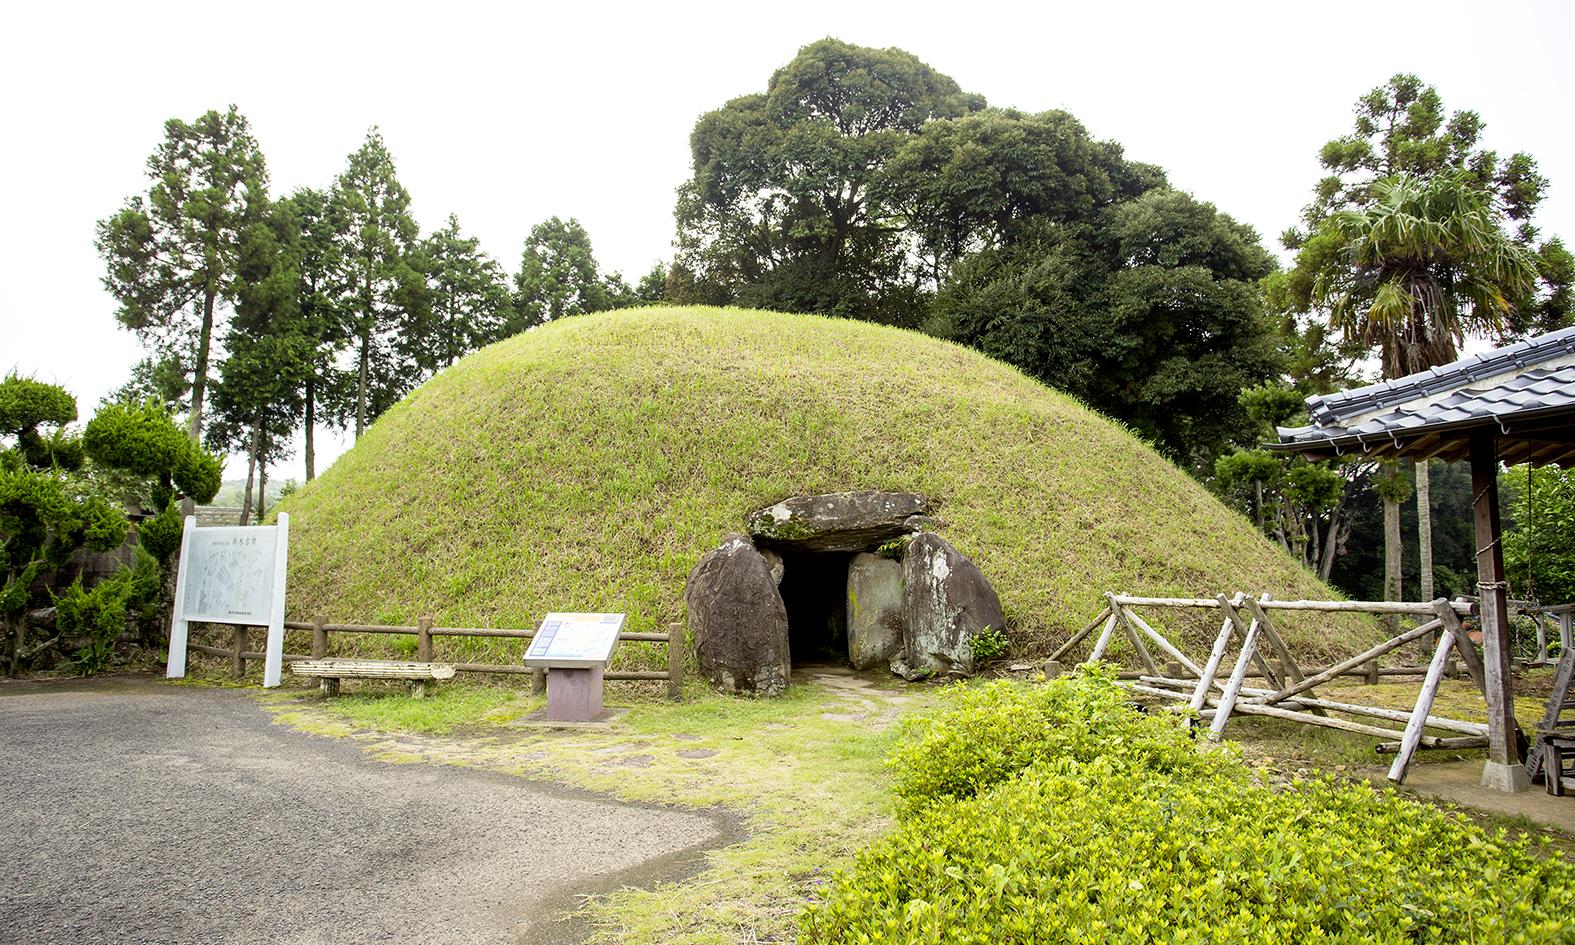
(1383, 493), (1404, 636)
(356, 328), (370, 439)
(256, 451), (268, 525)
(239, 426), (259, 525)
(185, 284), (218, 518)
(304, 376), (316, 482)
(1416, 460), (1435, 657)
(190, 285), (216, 443)
(1416, 461), (1434, 600)
(1253, 480), (1265, 532)
(1319, 494), (1347, 582)
(356, 265), (373, 439)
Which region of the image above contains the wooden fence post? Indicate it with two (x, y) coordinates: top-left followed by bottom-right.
(312, 619), (327, 659)
(232, 627), (247, 678)
(417, 615), (433, 662)
(667, 626), (684, 701)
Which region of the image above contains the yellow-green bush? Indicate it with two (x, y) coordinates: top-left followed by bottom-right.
(803, 676), (1575, 944)
(887, 669), (1238, 812)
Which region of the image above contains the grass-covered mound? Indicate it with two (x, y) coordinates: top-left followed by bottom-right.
(800, 674), (1575, 944)
(281, 306), (1357, 663)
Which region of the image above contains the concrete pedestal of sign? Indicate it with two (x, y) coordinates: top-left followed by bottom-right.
(546, 666), (605, 722)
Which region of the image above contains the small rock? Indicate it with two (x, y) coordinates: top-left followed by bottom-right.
(676, 749), (718, 759)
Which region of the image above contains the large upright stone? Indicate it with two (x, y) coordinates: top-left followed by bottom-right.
(746, 491), (929, 552)
(846, 553), (904, 670)
(685, 535), (791, 695)
(895, 533), (1005, 680)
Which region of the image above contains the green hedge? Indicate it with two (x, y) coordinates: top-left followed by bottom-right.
(801, 674), (1575, 944)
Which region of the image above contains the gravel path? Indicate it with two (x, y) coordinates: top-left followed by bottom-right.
(0, 675), (728, 945)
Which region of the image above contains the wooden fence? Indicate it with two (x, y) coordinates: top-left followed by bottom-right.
(1057, 592), (1495, 784)
(185, 616), (684, 700)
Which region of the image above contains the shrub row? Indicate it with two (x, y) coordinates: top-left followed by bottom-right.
(801, 672), (1575, 944)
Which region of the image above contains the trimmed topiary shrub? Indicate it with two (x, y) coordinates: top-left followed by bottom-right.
(804, 675), (1575, 944)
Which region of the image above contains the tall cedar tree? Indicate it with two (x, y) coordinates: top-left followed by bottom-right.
(96, 106), (270, 446)
(206, 199), (313, 521)
(279, 187), (351, 480)
(411, 214), (512, 372)
(331, 129), (427, 438)
(1282, 75), (1564, 609)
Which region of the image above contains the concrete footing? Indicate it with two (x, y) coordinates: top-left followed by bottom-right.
(1479, 760), (1532, 794)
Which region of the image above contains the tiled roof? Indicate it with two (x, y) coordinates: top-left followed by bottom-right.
(1273, 326), (1575, 466)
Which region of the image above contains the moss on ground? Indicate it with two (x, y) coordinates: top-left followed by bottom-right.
(279, 306), (1365, 668)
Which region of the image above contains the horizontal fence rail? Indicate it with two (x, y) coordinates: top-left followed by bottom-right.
(190, 616), (683, 699)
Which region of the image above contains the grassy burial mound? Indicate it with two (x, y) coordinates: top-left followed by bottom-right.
(280, 306), (1361, 668)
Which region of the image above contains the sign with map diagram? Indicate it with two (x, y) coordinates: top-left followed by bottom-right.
(166, 514), (290, 688)
(524, 613), (625, 668)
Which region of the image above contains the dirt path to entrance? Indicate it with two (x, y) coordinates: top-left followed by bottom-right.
(0, 675), (729, 945)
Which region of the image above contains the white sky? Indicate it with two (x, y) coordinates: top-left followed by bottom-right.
(3, 0), (1572, 484)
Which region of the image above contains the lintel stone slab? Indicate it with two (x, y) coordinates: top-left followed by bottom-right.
(746, 491), (929, 553)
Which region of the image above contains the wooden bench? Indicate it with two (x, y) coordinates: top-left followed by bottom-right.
(291, 659), (457, 698)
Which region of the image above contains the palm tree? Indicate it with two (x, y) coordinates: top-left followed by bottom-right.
(1307, 172), (1539, 616)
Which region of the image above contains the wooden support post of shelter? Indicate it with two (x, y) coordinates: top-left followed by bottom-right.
(1470, 432), (1530, 790)
(1272, 326), (1575, 792)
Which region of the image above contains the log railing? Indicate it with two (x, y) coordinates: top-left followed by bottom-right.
(187, 616), (684, 700)
(1058, 592), (1497, 784)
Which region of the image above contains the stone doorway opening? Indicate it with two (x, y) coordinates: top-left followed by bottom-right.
(778, 550), (853, 665)
(686, 490), (1006, 695)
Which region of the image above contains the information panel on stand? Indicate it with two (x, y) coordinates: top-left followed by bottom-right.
(523, 613), (624, 669)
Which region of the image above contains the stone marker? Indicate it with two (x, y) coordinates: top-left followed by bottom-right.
(745, 491), (929, 552)
(846, 553), (904, 670)
(686, 535), (791, 695)
(894, 533), (1005, 680)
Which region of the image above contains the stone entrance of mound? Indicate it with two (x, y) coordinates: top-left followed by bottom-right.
(776, 549), (855, 665)
(684, 491), (1008, 695)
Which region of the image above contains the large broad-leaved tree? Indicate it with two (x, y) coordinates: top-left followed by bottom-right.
(672, 38), (984, 325)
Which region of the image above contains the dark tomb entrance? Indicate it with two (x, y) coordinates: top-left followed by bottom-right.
(778, 550), (853, 665)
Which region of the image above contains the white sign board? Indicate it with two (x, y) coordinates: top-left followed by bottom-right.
(166, 514), (290, 687)
(523, 612), (624, 669)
